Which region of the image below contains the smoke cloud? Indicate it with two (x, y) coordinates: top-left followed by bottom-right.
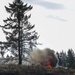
(28, 48), (58, 67)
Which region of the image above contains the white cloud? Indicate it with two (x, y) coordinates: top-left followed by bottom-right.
(44, 0), (75, 10)
(28, 1), (75, 52)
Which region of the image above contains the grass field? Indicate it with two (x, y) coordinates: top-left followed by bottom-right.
(0, 64), (75, 75)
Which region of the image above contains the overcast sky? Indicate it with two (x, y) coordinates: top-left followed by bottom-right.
(0, 0), (75, 52)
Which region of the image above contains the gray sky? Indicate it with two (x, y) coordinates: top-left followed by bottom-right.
(0, 0), (75, 52)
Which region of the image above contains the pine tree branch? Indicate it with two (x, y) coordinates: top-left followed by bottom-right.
(3, 18), (17, 22)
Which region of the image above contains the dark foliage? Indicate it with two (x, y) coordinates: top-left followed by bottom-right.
(0, 65), (75, 75)
(67, 49), (75, 68)
(56, 49), (75, 69)
(0, 0), (39, 64)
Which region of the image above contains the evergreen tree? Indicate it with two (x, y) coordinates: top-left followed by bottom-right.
(0, 0), (39, 64)
(67, 49), (75, 68)
(56, 51), (68, 67)
(60, 51), (67, 67)
(56, 51), (64, 66)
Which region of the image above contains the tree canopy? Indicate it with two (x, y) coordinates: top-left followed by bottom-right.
(0, 0), (39, 65)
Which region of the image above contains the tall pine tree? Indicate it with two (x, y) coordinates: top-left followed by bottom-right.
(0, 0), (39, 65)
(67, 49), (75, 68)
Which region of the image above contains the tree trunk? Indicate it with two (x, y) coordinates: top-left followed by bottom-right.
(18, 19), (22, 65)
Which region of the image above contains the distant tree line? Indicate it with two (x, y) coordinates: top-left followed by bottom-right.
(56, 49), (75, 68)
